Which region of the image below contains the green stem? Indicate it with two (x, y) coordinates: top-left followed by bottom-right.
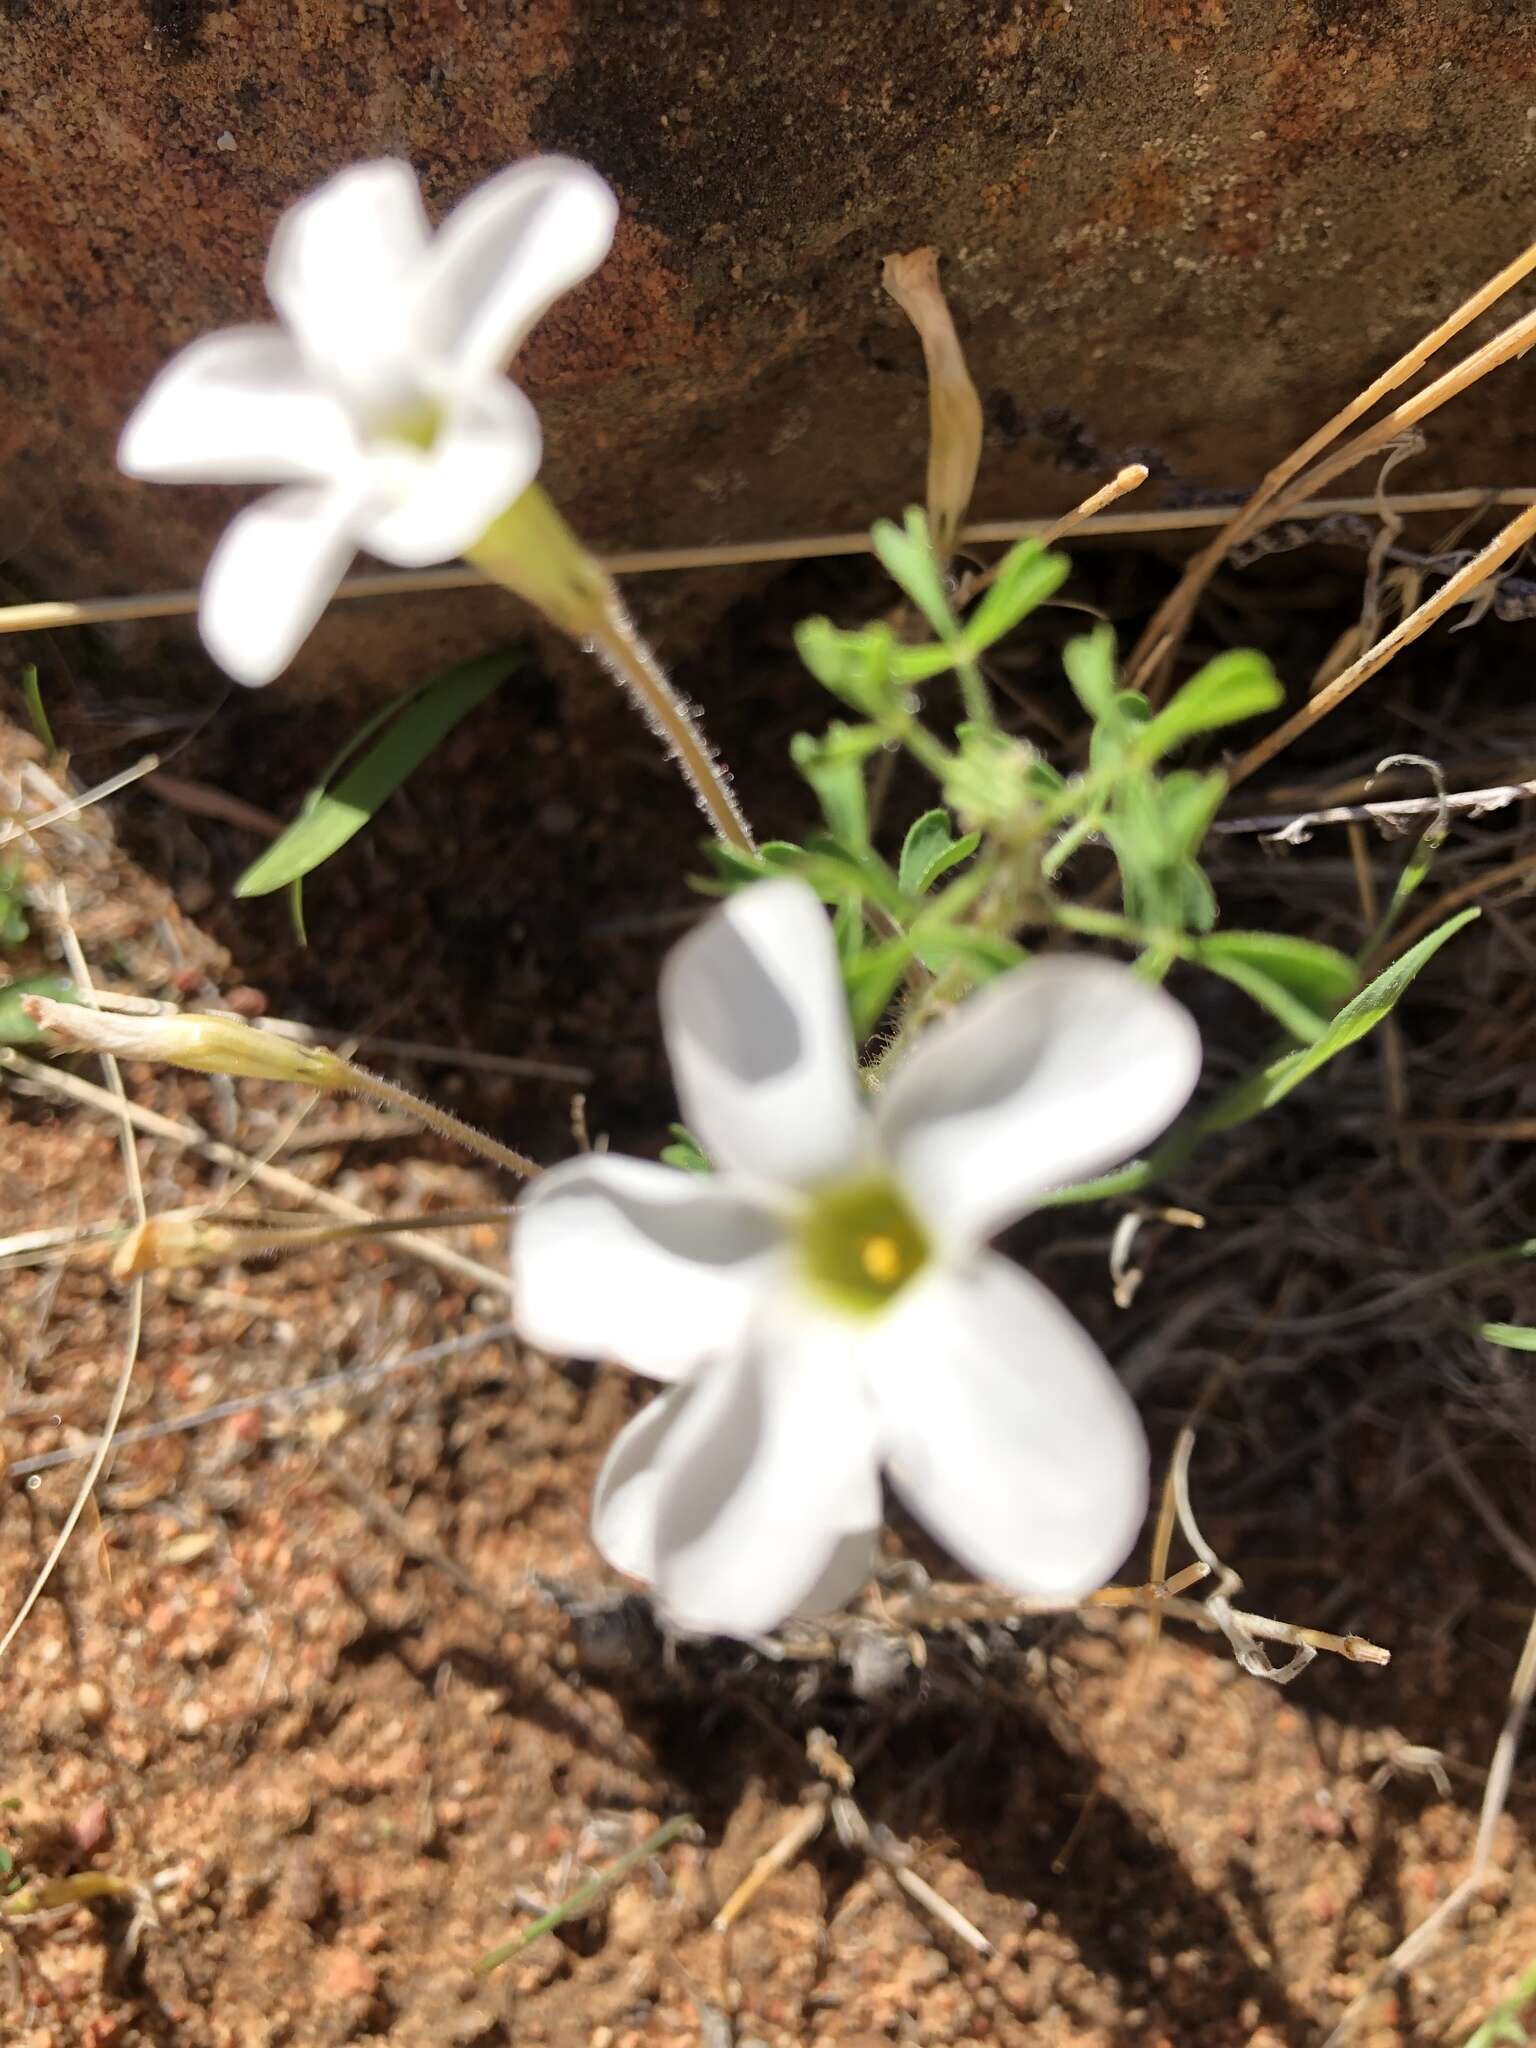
(1041, 813), (1100, 879)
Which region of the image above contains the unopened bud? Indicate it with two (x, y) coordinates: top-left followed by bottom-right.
(22, 997), (342, 1087)
(882, 247), (983, 564)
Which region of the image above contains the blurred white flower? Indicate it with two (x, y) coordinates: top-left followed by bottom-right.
(119, 156), (617, 685)
(513, 878), (1202, 1639)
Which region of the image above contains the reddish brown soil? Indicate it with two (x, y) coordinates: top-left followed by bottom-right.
(2, 556), (1535, 2048)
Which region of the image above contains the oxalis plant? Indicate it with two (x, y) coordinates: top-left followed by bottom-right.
(25, 152), (1476, 1647)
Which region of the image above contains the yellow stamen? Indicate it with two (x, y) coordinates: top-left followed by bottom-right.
(859, 1233), (904, 1286)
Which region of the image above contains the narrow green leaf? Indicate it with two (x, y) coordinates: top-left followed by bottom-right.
(1201, 952), (1329, 1043)
(476, 1815), (697, 1977)
(0, 974), (79, 1045)
(235, 651), (519, 898)
(1367, 816), (1448, 952)
(1199, 930), (1359, 1015)
(19, 666), (56, 758)
(1479, 1322), (1536, 1351)
(1138, 649), (1283, 759)
(1205, 907), (1479, 1130)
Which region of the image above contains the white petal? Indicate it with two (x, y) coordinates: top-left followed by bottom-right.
(511, 1154), (786, 1382)
(118, 327), (356, 484)
(590, 1384), (681, 1585)
(354, 379), (542, 566)
(422, 156), (619, 380)
(792, 1526), (881, 1620)
(877, 958), (1200, 1246)
(661, 879), (866, 1192)
(620, 1307), (882, 1638)
(198, 485), (360, 686)
(592, 1387), (879, 1624)
(266, 159), (430, 410)
(874, 1255), (1148, 1599)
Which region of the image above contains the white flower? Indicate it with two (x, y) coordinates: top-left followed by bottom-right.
(119, 156), (618, 686)
(513, 878), (1202, 1639)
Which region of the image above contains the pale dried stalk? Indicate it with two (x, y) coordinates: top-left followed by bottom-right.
(8, 491), (1536, 638)
(0, 888), (147, 1668)
(1125, 235), (1536, 690)
(1321, 1602), (1536, 2047)
(0, 1047), (511, 1298)
(1228, 499), (1536, 787)
(712, 1797), (829, 1933)
(1212, 776), (1536, 841)
(882, 246), (984, 561)
(0, 755), (161, 850)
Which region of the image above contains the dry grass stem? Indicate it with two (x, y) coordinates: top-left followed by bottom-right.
(1213, 775), (1536, 841)
(1229, 500), (1536, 786)
(0, 1046), (512, 1298)
(0, 886), (147, 1668)
(712, 1796), (829, 1934)
(8, 1321), (521, 1482)
(6, 490), (1536, 637)
(0, 755), (160, 850)
(1322, 1602), (1536, 2045)
(1125, 234), (1536, 688)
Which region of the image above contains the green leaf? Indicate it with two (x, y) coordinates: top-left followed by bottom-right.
(1177, 860), (1219, 935)
(1063, 624), (1119, 722)
(1159, 768), (1228, 859)
(911, 923), (1026, 982)
(802, 833), (907, 917)
(0, 974), (78, 1045)
(1199, 931), (1359, 1015)
(700, 835), (811, 892)
(235, 651), (519, 898)
(1138, 649), (1283, 759)
(963, 540), (1070, 650)
(790, 725), (877, 846)
(1200, 951), (1330, 1043)
(1205, 908), (1479, 1130)
(870, 509), (956, 640)
(844, 936), (915, 1039)
(1025, 757), (1068, 798)
(1479, 1322), (1536, 1351)
(659, 1125), (711, 1174)
(19, 665), (56, 758)
(897, 809), (979, 896)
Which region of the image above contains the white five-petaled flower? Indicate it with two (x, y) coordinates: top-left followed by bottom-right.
(118, 156), (618, 686)
(512, 878), (1202, 1639)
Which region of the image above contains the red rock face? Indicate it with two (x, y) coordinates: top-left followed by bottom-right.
(3, 0), (1536, 695)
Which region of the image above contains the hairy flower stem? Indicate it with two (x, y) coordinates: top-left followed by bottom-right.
(336, 1062), (541, 1181)
(468, 486), (754, 853)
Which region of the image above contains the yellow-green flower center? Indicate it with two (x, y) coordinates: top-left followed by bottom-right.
(377, 397), (446, 453)
(797, 1174), (931, 1316)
